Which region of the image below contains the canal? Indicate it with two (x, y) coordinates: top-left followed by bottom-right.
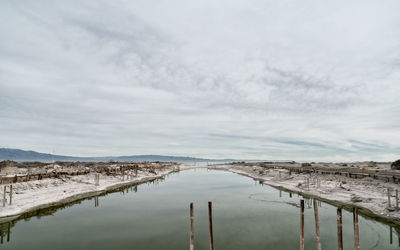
(0, 168), (398, 249)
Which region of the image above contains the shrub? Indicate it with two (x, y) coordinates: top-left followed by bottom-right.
(391, 160), (400, 170)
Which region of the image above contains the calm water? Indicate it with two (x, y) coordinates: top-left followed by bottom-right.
(0, 168), (398, 250)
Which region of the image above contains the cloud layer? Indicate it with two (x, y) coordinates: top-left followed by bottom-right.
(1, 0), (400, 161)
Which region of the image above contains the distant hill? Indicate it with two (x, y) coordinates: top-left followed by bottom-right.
(0, 148), (234, 163)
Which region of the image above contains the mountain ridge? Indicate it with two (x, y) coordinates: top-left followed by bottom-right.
(0, 148), (237, 163)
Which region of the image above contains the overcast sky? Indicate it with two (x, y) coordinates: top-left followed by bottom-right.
(1, 0), (400, 161)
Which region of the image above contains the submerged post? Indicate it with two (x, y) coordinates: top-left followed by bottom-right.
(190, 202), (194, 250)
(9, 185), (12, 205)
(353, 207), (360, 250)
(337, 208), (343, 250)
(300, 200), (305, 250)
(208, 201), (214, 250)
(313, 200), (322, 250)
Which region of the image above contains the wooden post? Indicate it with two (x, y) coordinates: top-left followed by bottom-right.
(9, 185), (12, 205)
(353, 207), (360, 250)
(396, 190), (399, 210)
(313, 200), (322, 250)
(390, 226), (393, 244)
(388, 188), (391, 208)
(190, 202), (194, 250)
(337, 208), (343, 250)
(208, 201), (214, 250)
(300, 200), (304, 250)
(3, 186), (5, 207)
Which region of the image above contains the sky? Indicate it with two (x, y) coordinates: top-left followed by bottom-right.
(1, 0), (400, 161)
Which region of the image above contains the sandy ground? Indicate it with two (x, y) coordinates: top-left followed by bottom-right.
(210, 164), (400, 224)
(0, 165), (193, 220)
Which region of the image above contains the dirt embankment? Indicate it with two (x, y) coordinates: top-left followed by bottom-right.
(0, 161), (181, 220)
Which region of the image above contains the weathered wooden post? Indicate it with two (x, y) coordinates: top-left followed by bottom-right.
(390, 226), (393, 244)
(388, 188), (391, 208)
(353, 207), (360, 250)
(313, 200), (322, 250)
(208, 201), (214, 250)
(9, 185), (12, 205)
(396, 189), (399, 210)
(190, 202), (194, 250)
(300, 200), (305, 250)
(3, 186), (6, 207)
(337, 208), (343, 250)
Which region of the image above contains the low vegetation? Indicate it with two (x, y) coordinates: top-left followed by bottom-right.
(391, 159), (400, 170)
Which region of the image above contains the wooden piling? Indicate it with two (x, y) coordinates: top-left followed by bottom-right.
(390, 226), (393, 244)
(9, 185), (12, 205)
(313, 200), (322, 250)
(337, 208), (343, 250)
(3, 186), (5, 207)
(300, 200), (304, 250)
(396, 190), (399, 210)
(388, 188), (391, 208)
(353, 207), (360, 250)
(208, 201), (214, 250)
(190, 202), (194, 250)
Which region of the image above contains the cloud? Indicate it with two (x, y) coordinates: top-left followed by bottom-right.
(0, 0), (400, 161)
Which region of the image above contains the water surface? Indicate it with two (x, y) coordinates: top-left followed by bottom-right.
(0, 169), (398, 249)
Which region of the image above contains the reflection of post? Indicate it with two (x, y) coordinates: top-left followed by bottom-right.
(337, 208), (343, 250)
(300, 200), (304, 250)
(190, 203), (194, 250)
(7, 222), (10, 242)
(353, 207), (360, 250)
(313, 200), (322, 250)
(208, 201), (214, 250)
(1, 229), (3, 244)
(290, 193), (292, 198)
(279, 190), (282, 198)
(390, 226), (393, 245)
